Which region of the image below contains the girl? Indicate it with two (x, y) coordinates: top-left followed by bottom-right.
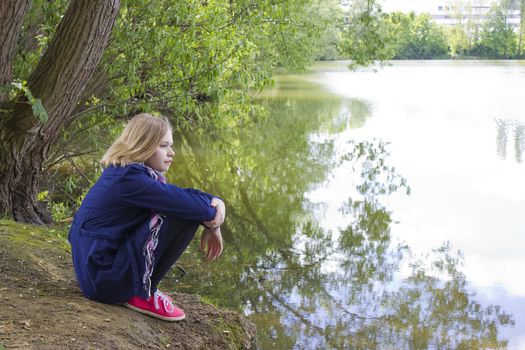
(68, 113), (225, 321)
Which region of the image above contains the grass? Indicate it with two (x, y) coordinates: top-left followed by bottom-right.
(212, 315), (247, 349)
(198, 295), (219, 307)
(0, 218), (70, 252)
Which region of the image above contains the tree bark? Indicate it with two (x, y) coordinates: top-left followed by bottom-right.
(0, 0), (31, 102)
(0, 0), (121, 224)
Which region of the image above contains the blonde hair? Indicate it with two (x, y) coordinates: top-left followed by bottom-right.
(101, 113), (172, 168)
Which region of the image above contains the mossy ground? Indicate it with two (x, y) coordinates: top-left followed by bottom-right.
(0, 219), (255, 349)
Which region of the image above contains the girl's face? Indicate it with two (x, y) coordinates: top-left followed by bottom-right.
(144, 130), (174, 172)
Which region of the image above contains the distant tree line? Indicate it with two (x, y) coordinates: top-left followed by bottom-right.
(335, 0), (525, 62)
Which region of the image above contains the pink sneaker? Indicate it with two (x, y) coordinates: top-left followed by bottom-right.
(123, 290), (185, 321)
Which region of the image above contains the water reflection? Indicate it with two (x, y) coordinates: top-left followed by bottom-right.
(344, 242), (515, 349)
(495, 118), (525, 163)
(165, 77), (343, 316)
(346, 99), (373, 130)
(162, 76), (514, 349)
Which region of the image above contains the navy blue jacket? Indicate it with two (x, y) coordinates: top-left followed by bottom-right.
(68, 163), (216, 303)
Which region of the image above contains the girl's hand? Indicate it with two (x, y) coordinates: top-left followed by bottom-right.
(203, 197), (225, 230)
(200, 227), (223, 262)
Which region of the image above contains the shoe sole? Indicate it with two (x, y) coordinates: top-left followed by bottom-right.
(123, 303), (186, 321)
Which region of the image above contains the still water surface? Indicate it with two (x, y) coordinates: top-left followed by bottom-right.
(166, 60), (525, 349)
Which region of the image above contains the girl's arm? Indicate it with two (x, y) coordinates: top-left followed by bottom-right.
(203, 197), (225, 229)
(200, 226), (223, 262)
(118, 165), (217, 222)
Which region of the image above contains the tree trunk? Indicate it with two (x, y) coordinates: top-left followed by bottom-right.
(0, 0), (31, 102)
(0, 0), (120, 224)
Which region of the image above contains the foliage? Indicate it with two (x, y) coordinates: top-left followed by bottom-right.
(444, 25), (469, 57)
(444, 0), (484, 52)
(338, 4), (449, 64)
(76, 0), (335, 127)
(310, 0), (343, 61)
(478, 4), (518, 58)
(386, 12), (449, 59)
(13, 0), (68, 81)
(7, 0), (337, 144)
(338, 0), (524, 60)
(437, 0), (521, 58)
(338, 0), (397, 68)
(0, 81), (48, 122)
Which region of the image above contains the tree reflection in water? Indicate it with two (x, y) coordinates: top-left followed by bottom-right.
(496, 118), (525, 163)
(163, 79), (513, 349)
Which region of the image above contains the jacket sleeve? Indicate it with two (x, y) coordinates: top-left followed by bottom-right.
(183, 187), (217, 201)
(118, 165), (216, 222)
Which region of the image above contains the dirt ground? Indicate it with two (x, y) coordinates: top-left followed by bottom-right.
(0, 220), (256, 350)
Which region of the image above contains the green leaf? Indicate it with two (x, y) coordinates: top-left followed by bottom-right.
(9, 80), (49, 123)
(32, 98), (48, 123)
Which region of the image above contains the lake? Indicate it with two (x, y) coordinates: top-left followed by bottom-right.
(166, 60), (525, 349)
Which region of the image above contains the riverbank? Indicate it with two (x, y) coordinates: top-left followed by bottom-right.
(0, 219), (256, 349)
